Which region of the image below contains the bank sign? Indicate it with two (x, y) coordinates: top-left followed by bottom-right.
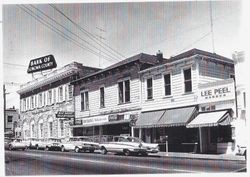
(198, 79), (235, 104)
(27, 55), (57, 73)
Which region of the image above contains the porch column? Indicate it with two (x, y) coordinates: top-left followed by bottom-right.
(131, 126), (134, 137)
(199, 127), (203, 153)
(139, 128), (142, 139)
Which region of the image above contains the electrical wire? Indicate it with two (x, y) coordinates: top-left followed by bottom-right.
(49, 4), (126, 59)
(17, 5), (117, 64)
(30, 4), (121, 63)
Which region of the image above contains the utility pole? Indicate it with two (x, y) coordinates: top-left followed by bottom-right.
(3, 84), (10, 132)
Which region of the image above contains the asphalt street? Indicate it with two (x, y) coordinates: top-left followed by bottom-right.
(5, 149), (246, 175)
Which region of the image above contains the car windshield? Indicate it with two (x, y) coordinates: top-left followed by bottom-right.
(49, 139), (61, 142)
(126, 137), (142, 143)
(79, 137), (92, 142)
(15, 139), (22, 142)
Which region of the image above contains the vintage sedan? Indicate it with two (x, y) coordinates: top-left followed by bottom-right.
(24, 138), (40, 149)
(99, 136), (159, 156)
(7, 138), (28, 151)
(44, 138), (62, 151)
(60, 136), (99, 153)
(35, 139), (47, 150)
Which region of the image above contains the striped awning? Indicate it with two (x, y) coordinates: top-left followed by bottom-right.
(135, 106), (196, 128)
(186, 110), (231, 128)
(134, 110), (165, 128)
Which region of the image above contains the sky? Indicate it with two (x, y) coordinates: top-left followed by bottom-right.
(1, 0), (244, 110)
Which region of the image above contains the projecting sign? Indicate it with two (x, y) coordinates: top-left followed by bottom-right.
(198, 79), (235, 104)
(56, 111), (75, 119)
(27, 55), (57, 73)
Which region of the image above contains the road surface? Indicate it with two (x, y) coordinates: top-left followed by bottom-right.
(5, 149), (246, 175)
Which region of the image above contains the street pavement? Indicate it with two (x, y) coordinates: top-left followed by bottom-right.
(5, 149), (246, 175)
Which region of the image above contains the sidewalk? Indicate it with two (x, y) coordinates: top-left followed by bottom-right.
(150, 151), (246, 161)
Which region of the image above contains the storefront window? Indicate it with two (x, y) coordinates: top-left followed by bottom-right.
(210, 126), (233, 143)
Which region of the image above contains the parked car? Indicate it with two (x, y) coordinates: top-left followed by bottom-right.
(60, 136), (99, 153)
(236, 145), (247, 160)
(35, 139), (47, 150)
(4, 137), (12, 150)
(7, 138), (28, 151)
(99, 136), (159, 156)
(24, 138), (40, 149)
(44, 138), (62, 151)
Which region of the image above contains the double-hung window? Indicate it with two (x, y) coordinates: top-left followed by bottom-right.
(39, 93), (42, 107)
(58, 86), (63, 102)
(81, 91), (89, 111)
(100, 87), (105, 108)
(118, 80), (130, 103)
(164, 74), (171, 96)
(31, 96), (34, 109)
(147, 78), (153, 100)
(184, 68), (192, 93)
(48, 90), (52, 105)
(68, 85), (73, 100)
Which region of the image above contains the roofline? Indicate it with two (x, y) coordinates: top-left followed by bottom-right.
(71, 53), (163, 84)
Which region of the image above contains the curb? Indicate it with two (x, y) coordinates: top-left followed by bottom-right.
(148, 153), (246, 162)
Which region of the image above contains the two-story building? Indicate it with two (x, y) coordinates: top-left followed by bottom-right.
(4, 107), (19, 138)
(70, 53), (165, 141)
(17, 62), (99, 140)
(134, 49), (236, 154)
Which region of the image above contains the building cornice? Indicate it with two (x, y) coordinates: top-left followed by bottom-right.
(17, 68), (78, 94)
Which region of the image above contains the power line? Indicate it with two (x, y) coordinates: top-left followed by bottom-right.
(3, 62), (27, 68)
(173, 31), (211, 56)
(49, 4), (126, 60)
(30, 4), (120, 63)
(17, 5), (117, 64)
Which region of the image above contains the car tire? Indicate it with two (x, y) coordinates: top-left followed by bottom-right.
(61, 146), (65, 152)
(100, 147), (107, 155)
(75, 147), (80, 153)
(123, 149), (130, 156)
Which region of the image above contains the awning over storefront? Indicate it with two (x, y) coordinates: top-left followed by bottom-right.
(135, 110), (165, 128)
(157, 106), (196, 127)
(135, 106), (196, 128)
(186, 110), (231, 128)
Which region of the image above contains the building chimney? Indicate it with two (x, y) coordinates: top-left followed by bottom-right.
(156, 50), (163, 63)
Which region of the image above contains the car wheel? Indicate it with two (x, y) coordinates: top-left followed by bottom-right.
(123, 149), (130, 156)
(61, 146), (65, 152)
(75, 147), (80, 153)
(8, 145), (13, 151)
(100, 147), (107, 155)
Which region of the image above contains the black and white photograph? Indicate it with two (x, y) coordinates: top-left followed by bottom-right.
(1, 0), (248, 175)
